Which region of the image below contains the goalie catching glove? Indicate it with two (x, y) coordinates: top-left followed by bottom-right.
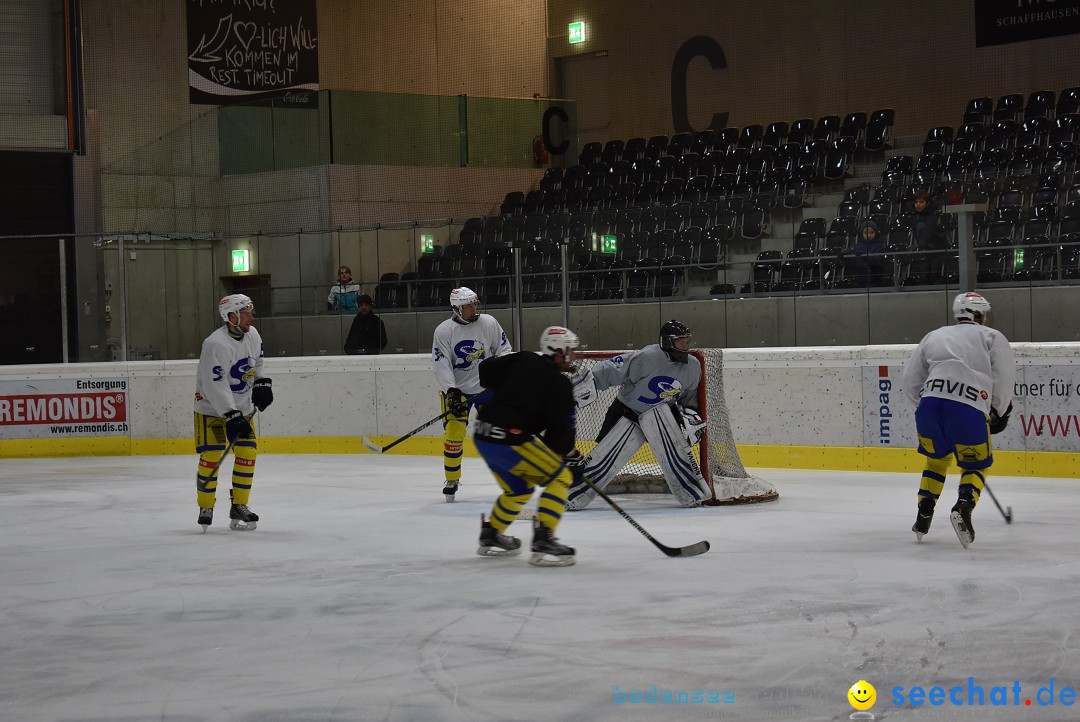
(570, 369), (597, 408)
(988, 403), (1012, 434)
(445, 387), (469, 416)
(681, 407), (707, 446)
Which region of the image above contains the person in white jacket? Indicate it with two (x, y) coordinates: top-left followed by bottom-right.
(901, 292), (1015, 547)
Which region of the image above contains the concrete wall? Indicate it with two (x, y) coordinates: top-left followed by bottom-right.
(19, 1), (1080, 362)
(251, 284), (1080, 360)
(546, 0), (1080, 141)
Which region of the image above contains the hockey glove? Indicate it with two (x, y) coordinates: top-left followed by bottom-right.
(563, 449), (587, 484)
(223, 409), (253, 442)
(988, 402), (1012, 434)
(571, 369), (597, 408)
(252, 378), (274, 412)
(681, 407), (707, 446)
(445, 387), (469, 416)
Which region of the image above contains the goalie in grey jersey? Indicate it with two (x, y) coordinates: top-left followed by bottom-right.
(566, 320), (712, 509)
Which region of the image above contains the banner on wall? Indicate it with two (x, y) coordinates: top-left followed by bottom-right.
(0, 378), (129, 439)
(864, 365), (1080, 452)
(975, 0), (1080, 47)
(187, 0), (319, 105)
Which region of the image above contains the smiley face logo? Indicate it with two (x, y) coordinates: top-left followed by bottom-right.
(847, 680), (876, 710)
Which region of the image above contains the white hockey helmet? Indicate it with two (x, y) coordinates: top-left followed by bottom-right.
(219, 293), (254, 325)
(952, 291), (992, 323)
(539, 325), (580, 358)
(450, 286), (480, 322)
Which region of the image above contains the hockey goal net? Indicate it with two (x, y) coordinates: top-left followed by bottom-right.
(572, 348), (778, 504)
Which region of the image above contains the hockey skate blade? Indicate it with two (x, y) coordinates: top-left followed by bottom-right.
(528, 552), (576, 567)
(229, 519), (257, 531)
(949, 510), (972, 549)
(361, 436), (384, 454)
(477, 546), (521, 557)
(200, 525), (209, 534)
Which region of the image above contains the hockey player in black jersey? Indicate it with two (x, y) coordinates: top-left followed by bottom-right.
(473, 326), (583, 566)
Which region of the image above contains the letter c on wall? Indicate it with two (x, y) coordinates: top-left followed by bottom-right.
(542, 106), (570, 156)
(671, 35), (728, 134)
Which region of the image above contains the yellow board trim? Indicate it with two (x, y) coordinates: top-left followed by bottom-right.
(1, 438), (1076, 478)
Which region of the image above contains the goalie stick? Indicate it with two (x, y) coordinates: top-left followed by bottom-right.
(981, 479), (1013, 524)
(579, 473), (710, 558)
(362, 409), (453, 454)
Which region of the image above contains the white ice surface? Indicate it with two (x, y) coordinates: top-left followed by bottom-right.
(2, 454), (1079, 722)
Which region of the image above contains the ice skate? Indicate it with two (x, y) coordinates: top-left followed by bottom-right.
(477, 514), (521, 556)
(529, 518), (575, 567)
(443, 480), (459, 503)
(198, 507), (213, 532)
(229, 503), (259, 531)
(912, 498), (935, 541)
(949, 496), (975, 548)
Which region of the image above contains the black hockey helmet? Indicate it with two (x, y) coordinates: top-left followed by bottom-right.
(659, 319), (691, 362)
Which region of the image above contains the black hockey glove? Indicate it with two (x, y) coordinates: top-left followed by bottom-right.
(252, 378), (274, 412)
(564, 449), (587, 483)
(224, 409), (253, 442)
(988, 403), (1012, 434)
(445, 387), (469, 416)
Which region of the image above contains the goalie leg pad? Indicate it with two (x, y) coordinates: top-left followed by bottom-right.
(638, 404), (711, 507)
(566, 417), (645, 510)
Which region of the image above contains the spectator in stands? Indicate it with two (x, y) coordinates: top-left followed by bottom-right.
(344, 294), (387, 355)
(328, 266), (361, 312)
(911, 190), (947, 250)
(852, 219), (885, 286)
(909, 189), (948, 281)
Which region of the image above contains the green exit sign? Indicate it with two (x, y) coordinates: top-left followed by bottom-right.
(231, 249), (250, 272)
(568, 21), (586, 44)
(421, 234), (436, 253)
(1014, 248), (1025, 269)
(600, 234), (617, 254)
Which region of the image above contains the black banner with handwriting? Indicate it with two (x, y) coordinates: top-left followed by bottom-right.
(975, 0), (1080, 47)
(187, 0), (319, 105)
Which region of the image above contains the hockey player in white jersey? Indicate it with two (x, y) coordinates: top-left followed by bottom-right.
(566, 320), (712, 510)
(193, 294), (274, 531)
(432, 286), (512, 501)
(901, 292), (1015, 547)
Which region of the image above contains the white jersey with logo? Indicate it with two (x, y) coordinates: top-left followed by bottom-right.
(194, 325), (267, 417)
(432, 314), (512, 394)
(592, 343), (701, 415)
(901, 321), (1015, 415)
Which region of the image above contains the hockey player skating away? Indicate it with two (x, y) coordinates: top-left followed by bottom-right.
(193, 294), (275, 531)
(901, 292), (1015, 547)
(432, 286), (512, 502)
(566, 320), (712, 510)
(473, 326), (583, 566)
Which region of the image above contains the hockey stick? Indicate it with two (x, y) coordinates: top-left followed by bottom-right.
(579, 473), (710, 558)
(982, 480), (1013, 524)
(362, 409), (454, 454)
